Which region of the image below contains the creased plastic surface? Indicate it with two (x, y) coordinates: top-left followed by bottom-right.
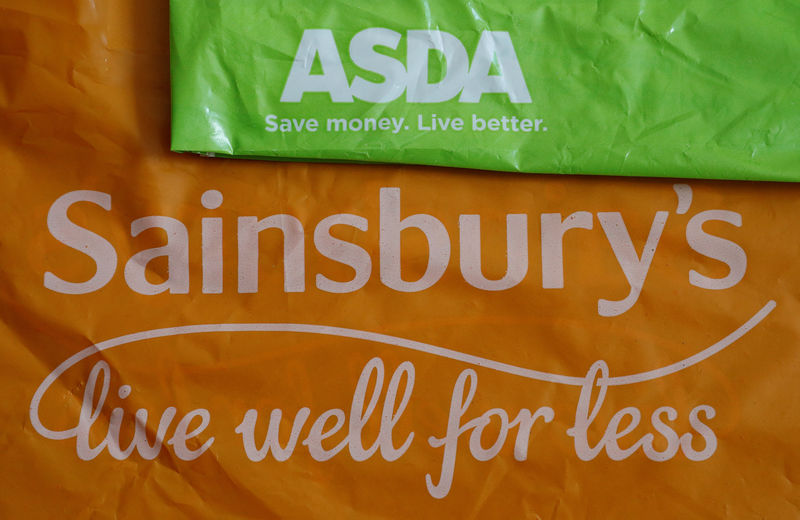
(169, 0), (800, 181)
(2, 1), (800, 518)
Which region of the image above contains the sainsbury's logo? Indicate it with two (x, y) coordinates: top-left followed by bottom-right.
(280, 29), (532, 104)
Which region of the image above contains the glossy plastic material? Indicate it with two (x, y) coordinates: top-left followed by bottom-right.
(171, 0), (800, 181)
(2, 1), (800, 518)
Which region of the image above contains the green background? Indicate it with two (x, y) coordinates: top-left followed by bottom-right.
(170, 0), (800, 181)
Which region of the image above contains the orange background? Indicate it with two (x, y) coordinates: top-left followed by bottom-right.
(1, 1), (799, 518)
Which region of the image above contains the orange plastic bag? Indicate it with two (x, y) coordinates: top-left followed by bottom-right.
(1, 1), (799, 518)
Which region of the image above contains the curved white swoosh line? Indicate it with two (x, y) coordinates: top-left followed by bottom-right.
(30, 300), (776, 440)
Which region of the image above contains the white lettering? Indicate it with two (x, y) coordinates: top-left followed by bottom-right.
(281, 29), (353, 103)
(44, 190), (117, 294)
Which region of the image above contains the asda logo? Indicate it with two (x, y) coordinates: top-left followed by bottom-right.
(281, 29), (531, 104)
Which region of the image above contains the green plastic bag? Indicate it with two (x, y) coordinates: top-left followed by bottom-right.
(170, 0), (800, 181)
